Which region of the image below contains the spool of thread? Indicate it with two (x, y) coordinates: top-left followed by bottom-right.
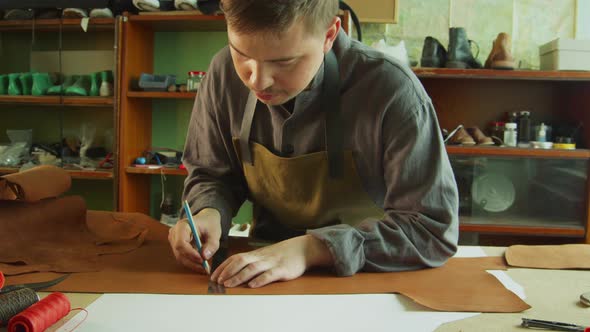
(8, 292), (70, 332)
(0, 271), (4, 288)
(0, 288), (39, 326)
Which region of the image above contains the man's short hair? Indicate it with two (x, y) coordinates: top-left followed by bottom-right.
(220, 0), (339, 36)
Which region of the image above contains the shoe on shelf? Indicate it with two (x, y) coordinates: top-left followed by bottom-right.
(8, 73), (22, 95)
(65, 75), (91, 96)
(32, 73), (54, 96)
(89, 8), (114, 18)
(99, 70), (114, 97)
(133, 0), (162, 11)
(444, 125), (476, 145)
(4, 9), (34, 20)
(175, 0), (198, 10)
(0, 75), (8, 95)
(420, 36), (447, 68)
(466, 127), (495, 145)
(62, 8), (88, 18)
(47, 75), (79, 95)
(485, 32), (515, 70)
(19, 73), (34, 95)
(446, 27), (482, 69)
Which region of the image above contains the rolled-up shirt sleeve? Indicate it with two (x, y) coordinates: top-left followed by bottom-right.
(309, 99), (459, 276)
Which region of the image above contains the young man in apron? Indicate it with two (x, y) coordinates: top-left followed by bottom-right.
(169, 0), (459, 289)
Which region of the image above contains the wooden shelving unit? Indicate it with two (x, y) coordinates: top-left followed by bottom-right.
(0, 167), (113, 180)
(127, 91), (196, 99)
(129, 13), (226, 31)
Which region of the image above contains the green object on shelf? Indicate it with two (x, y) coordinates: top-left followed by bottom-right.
(65, 75), (91, 96)
(31, 73), (53, 96)
(0, 75), (8, 95)
(89, 72), (100, 96)
(8, 73), (22, 95)
(99, 70), (114, 97)
(19, 72), (33, 95)
(47, 75), (79, 95)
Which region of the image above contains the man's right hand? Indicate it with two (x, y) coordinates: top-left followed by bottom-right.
(168, 207), (222, 273)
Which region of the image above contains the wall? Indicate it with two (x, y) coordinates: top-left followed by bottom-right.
(361, 0), (589, 69)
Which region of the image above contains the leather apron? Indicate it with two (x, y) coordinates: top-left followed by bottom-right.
(233, 51), (382, 238)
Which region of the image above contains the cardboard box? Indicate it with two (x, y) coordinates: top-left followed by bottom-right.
(539, 38), (590, 71)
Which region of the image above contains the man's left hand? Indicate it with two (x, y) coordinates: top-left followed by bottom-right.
(210, 234), (333, 288)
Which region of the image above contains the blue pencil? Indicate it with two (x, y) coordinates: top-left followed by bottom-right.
(183, 200), (212, 275)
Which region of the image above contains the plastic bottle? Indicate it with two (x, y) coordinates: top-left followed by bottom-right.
(504, 122), (518, 147)
(537, 123), (547, 142)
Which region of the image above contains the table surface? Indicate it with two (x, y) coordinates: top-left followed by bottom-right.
(3, 247), (589, 332)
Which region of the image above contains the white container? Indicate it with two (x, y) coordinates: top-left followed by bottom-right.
(539, 38), (590, 71)
(504, 122), (518, 147)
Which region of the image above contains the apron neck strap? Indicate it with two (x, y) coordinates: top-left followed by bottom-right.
(239, 50), (343, 178)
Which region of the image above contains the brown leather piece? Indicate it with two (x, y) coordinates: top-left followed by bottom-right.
(505, 244), (590, 269)
(0, 165), (71, 202)
(5, 214), (530, 312)
(485, 32), (515, 69)
(0, 198), (148, 275)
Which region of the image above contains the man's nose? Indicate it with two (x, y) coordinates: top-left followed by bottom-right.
(249, 62), (273, 91)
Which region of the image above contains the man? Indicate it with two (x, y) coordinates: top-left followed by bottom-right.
(169, 0), (458, 289)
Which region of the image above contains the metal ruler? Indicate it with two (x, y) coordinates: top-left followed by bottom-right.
(207, 247), (227, 294)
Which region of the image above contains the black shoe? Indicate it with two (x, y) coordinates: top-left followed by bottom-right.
(421, 36), (447, 68)
(446, 27), (482, 69)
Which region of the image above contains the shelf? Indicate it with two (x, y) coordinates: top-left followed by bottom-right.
(0, 167), (113, 180)
(0, 18), (116, 32)
(413, 68), (590, 81)
(126, 166), (187, 176)
(460, 216), (585, 237)
(128, 13), (226, 31)
(446, 145), (590, 159)
(127, 91), (196, 99)
(0, 95), (113, 107)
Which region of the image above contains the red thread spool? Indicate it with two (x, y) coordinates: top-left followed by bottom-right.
(8, 292), (70, 332)
(0, 271), (4, 289)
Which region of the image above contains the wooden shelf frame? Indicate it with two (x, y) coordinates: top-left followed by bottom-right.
(126, 166), (187, 176)
(128, 13), (226, 32)
(127, 91), (196, 99)
(0, 95), (114, 107)
(0, 18), (116, 32)
(414, 68), (590, 81)
(446, 146), (590, 159)
(0, 167), (113, 180)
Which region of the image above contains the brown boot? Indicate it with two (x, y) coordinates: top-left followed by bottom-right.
(466, 127), (494, 145)
(485, 32), (515, 70)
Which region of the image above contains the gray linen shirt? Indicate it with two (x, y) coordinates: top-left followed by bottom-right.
(182, 31), (459, 276)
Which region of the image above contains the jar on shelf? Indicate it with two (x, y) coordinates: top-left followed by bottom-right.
(504, 122), (518, 147)
(517, 110), (531, 144)
(187, 71), (206, 92)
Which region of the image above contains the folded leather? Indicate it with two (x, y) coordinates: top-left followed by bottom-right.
(0, 165), (71, 202)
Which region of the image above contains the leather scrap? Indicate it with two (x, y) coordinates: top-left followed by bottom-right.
(0, 165), (71, 202)
(5, 215), (530, 313)
(505, 244), (590, 269)
(0, 197), (148, 275)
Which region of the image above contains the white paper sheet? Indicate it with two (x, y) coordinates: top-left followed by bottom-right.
(61, 294), (477, 332)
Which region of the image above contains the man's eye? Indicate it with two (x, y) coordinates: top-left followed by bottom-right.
(276, 59), (296, 66)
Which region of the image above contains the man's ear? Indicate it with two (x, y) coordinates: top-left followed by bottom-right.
(323, 17), (341, 53)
